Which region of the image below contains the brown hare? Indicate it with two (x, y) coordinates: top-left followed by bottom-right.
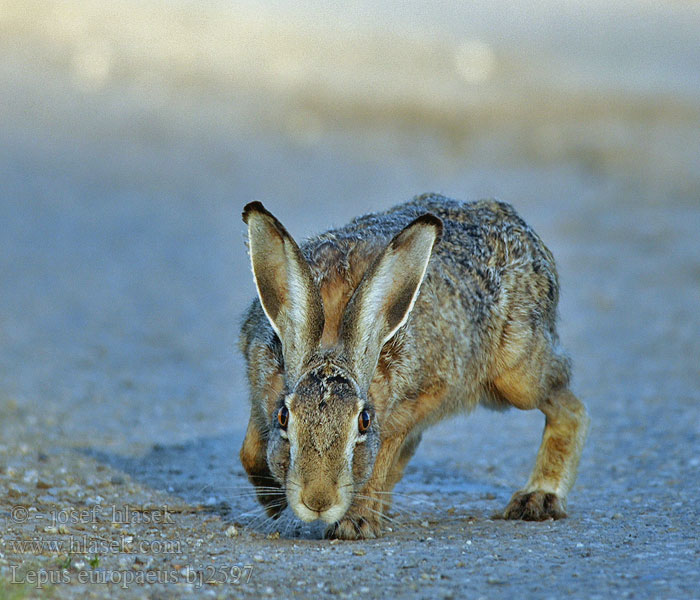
(239, 194), (589, 540)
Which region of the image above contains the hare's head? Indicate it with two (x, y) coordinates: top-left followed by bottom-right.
(266, 364), (378, 523)
(243, 202), (441, 523)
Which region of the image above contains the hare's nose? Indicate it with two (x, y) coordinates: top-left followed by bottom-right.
(301, 488), (337, 513)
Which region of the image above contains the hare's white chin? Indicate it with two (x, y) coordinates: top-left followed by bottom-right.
(293, 502), (348, 524)
(320, 503), (350, 524)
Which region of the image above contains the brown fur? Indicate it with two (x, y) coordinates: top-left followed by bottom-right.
(319, 276), (352, 347)
(239, 194), (590, 539)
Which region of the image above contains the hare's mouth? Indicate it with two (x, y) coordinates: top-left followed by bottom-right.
(287, 486), (351, 524)
(305, 502), (347, 524)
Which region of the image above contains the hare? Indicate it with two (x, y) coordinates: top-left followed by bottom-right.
(239, 194), (589, 540)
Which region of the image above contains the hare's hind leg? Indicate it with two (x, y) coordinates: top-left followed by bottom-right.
(493, 343), (590, 520)
(504, 387), (589, 520)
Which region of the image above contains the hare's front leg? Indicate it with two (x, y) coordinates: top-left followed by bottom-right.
(504, 387), (590, 520)
(240, 419), (287, 518)
(325, 434), (409, 540)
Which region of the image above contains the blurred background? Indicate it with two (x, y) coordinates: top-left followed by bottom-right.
(1, 0), (699, 457)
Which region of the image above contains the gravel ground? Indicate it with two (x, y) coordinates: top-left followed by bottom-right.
(1, 1), (699, 598)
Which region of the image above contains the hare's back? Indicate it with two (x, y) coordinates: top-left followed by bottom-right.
(402, 194), (554, 273)
(301, 193), (558, 325)
(320, 194), (555, 280)
(421, 193), (559, 320)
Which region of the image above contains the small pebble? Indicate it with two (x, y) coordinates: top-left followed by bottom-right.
(8, 483), (26, 498)
(22, 469), (38, 483)
(134, 556), (153, 568)
(224, 525), (238, 537)
(352, 549), (366, 556)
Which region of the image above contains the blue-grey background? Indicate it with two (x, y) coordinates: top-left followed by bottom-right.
(0, 1), (698, 598)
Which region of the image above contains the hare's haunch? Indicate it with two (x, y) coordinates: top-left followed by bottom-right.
(239, 194), (589, 539)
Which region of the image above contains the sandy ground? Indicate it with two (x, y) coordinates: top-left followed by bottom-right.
(1, 1), (699, 598)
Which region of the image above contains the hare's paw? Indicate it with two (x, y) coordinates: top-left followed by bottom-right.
(324, 514), (383, 540)
(503, 490), (567, 521)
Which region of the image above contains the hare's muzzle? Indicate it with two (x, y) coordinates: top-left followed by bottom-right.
(287, 476), (352, 524)
(300, 485), (339, 519)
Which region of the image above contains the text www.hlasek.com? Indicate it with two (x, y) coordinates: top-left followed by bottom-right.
(8, 535), (181, 555)
(10, 564), (254, 589)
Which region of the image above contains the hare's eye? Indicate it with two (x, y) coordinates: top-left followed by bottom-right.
(278, 406), (289, 429)
(358, 410), (371, 433)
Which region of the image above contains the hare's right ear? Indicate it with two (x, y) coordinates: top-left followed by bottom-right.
(243, 202), (324, 383)
(341, 213), (442, 390)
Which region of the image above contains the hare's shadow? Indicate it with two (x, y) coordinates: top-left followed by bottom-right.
(84, 423), (511, 539)
(84, 433), (326, 539)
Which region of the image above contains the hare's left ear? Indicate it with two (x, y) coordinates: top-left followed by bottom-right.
(243, 202), (324, 383)
(340, 213), (442, 390)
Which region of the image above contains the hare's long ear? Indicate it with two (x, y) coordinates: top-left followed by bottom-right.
(341, 213), (442, 390)
(243, 202), (324, 383)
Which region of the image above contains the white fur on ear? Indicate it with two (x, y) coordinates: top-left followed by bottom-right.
(342, 214), (442, 389)
(243, 202), (324, 382)
(246, 216), (281, 339)
(285, 255), (311, 341)
(359, 225), (436, 347)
